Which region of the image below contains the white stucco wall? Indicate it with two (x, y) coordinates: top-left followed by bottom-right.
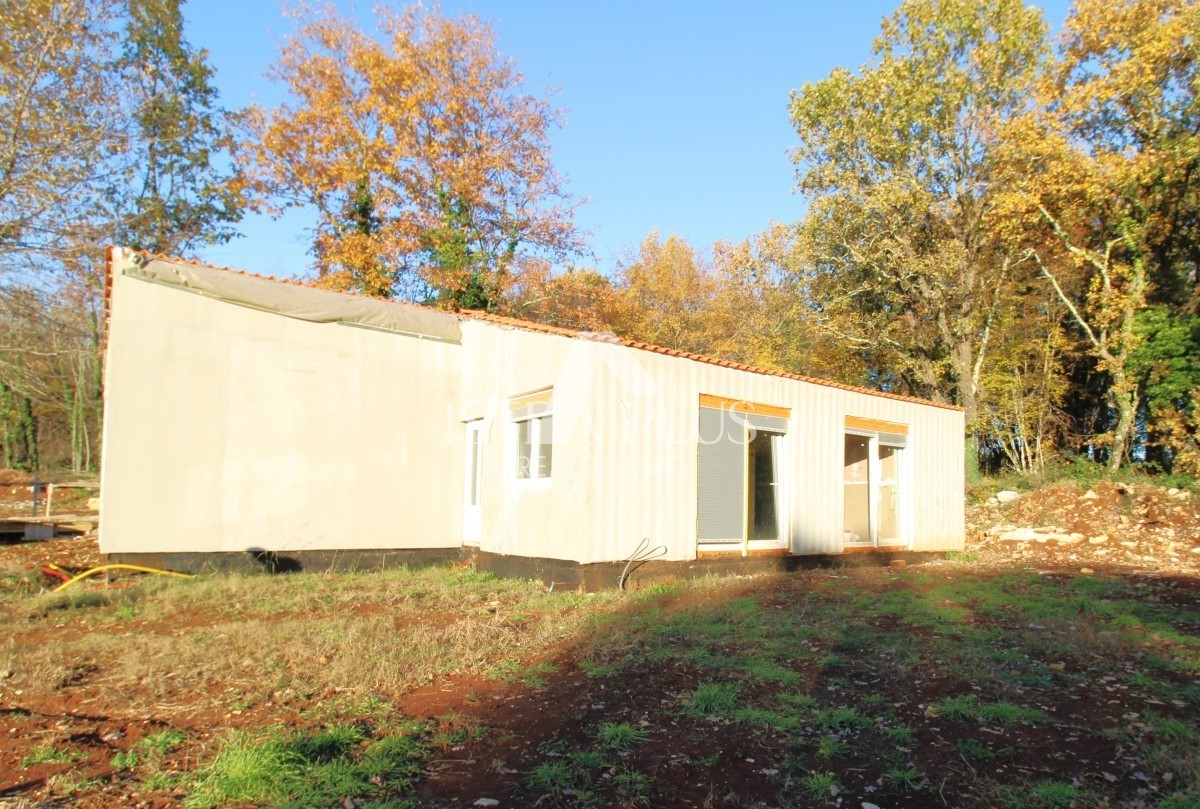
(99, 260), (463, 555)
(100, 252), (964, 564)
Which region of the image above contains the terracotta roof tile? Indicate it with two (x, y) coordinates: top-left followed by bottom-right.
(461, 310), (963, 412)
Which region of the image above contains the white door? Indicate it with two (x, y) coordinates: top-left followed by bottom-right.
(463, 420), (483, 544)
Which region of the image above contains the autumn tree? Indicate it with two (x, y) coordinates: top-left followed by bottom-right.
(1, 0), (239, 472)
(707, 225), (867, 381)
(976, 297), (1070, 474)
(1003, 0), (1200, 470)
(789, 0), (1049, 478)
(504, 266), (620, 332)
(237, 3), (582, 306)
(606, 233), (724, 354)
(0, 0), (125, 470)
(0, 0), (125, 272)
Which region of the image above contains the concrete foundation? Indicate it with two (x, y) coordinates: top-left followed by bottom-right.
(105, 547), (941, 589)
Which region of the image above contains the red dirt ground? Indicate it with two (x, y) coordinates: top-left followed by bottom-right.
(0, 480), (1197, 807)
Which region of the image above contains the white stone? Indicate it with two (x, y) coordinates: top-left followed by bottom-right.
(999, 527), (1038, 542)
(474, 800), (500, 807)
(996, 490), (1021, 503)
(1050, 533), (1085, 545)
(1089, 534), (1108, 544)
(1083, 490), (1099, 500)
(1168, 488), (1180, 496)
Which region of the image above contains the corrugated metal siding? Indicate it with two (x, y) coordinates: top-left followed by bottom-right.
(460, 320), (965, 563)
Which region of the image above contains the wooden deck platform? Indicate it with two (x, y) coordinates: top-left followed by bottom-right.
(0, 514), (97, 541)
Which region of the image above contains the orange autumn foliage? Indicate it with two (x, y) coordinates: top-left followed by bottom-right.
(234, 3), (581, 304)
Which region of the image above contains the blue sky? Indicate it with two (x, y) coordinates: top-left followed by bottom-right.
(185, 1), (1070, 279)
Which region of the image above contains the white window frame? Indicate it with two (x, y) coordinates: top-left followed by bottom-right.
(511, 389), (553, 487)
(843, 427), (910, 549)
(462, 418), (485, 544)
(696, 400), (790, 555)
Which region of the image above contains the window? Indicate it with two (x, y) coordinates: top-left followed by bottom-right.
(843, 416), (909, 547)
(463, 419), (484, 544)
(697, 395), (790, 549)
(512, 388), (553, 481)
(843, 433), (871, 544)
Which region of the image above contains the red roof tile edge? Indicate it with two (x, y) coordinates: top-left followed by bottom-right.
(106, 247), (965, 413)
(461, 310), (963, 412)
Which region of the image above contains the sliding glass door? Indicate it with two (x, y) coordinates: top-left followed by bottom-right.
(843, 427), (906, 548)
(698, 401), (789, 553)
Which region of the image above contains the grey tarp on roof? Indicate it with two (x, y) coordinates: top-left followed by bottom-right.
(121, 253), (462, 344)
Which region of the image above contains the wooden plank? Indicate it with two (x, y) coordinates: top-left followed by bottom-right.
(699, 394), (790, 419)
(845, 415), (909, 435)
(697, 548), (792, 558)
(0, 514), (96, 526)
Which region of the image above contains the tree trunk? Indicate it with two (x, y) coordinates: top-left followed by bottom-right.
(951, 342), (981, 483)
(1108, 367), (1138, 472)
(0, 379), (38, 472)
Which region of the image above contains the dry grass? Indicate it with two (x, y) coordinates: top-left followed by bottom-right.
(0, 565), (646, 716)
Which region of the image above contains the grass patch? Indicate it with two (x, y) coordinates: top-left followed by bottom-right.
(525, 760), (574, 790)
(932, 694), (1044, 726)
(779, 692), (818, 711)
(1013, 780), (1081, 809)
(817, 737), (850, 759)
(813, 706), (870, 731)
(185, 720), (426, 809)
(882, 724), (916, 745)
(493, 660), (559, 688)
(882, 767), (924, 790)
(956, 737), (997, 760)
(613, 769), (651, 799)
(113, 729), (188, 771)
(595, 722), (650, 750)
(800, 771), (839, 799)
(21, 742), (80, 768)
(682, 682), (741, 717)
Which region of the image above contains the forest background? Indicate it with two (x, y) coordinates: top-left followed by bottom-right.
(1, 0), (1197, 485)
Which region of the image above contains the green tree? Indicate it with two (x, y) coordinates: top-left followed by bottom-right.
(1003, 0), (1200, 470)
(789, 0), (1049, 479)
(111, 0), (242, 254)
(1129, 307), (1200, 473)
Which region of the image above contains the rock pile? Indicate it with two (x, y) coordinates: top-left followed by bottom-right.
(967, 481), (1200, 574)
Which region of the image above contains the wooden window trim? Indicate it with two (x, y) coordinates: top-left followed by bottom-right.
(510, 386), (553, 409)
(845, 415), (908, 436)
(699, 393), (790, 420)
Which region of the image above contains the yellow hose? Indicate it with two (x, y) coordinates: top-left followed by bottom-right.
(53, 564), (193, 592)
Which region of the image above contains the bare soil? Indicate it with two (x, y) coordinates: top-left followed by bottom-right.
(968, 480), (1200, 575)
(0, 470), (97, 520)
(0, 480), (1196, 807)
